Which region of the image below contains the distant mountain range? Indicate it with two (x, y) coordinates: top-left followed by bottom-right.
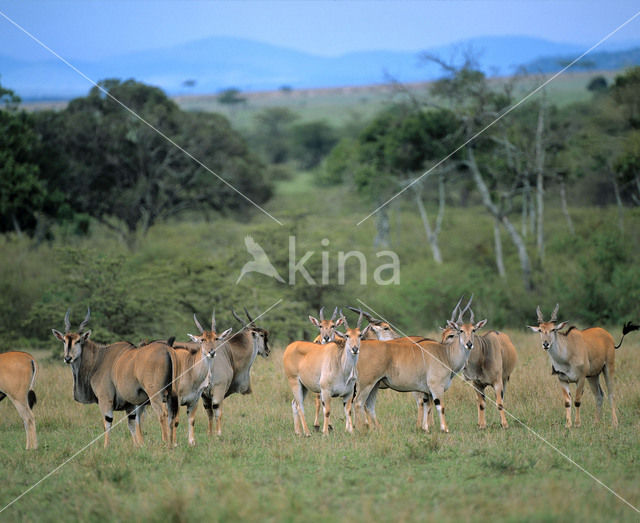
(1, 35), (639, 101)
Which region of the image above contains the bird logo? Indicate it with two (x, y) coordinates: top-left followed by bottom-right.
(236, 236), (285, 284)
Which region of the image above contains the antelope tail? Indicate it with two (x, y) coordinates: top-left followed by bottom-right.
(28, 358), (38, 409)
(615, 321), (640, 349)
(166, 349), (179, 419)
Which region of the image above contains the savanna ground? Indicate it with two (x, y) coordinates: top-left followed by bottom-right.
(1, 329), (639, 522)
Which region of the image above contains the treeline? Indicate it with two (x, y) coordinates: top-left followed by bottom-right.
(1, 79), (272, 246)
(1, 68), (640, 349)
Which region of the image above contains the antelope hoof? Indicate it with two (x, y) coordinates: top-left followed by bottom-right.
(313, 425), (321, 432)
(478, 423), (487, 430)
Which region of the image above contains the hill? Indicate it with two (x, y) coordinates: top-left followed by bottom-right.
(3, 35), (639, 101)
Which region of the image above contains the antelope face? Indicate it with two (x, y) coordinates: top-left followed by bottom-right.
(528, 321), (568, 351)
(446, 319), (487, 351)
(369, 321), (395, 341)
(342, 324), (371, 355)
(251, 327), (270, 358)
(52, 330), (91, 364)
(188, 328), (232, 359)
(310, 315), (344, 344)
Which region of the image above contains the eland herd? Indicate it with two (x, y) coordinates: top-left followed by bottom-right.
(0, 299), (637, 450)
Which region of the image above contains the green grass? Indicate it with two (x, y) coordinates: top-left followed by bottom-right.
(169, 71), (614, 133)
(1, 333), (639, 521)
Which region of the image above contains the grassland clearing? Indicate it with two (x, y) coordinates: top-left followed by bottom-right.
(1, 327), (639, 521)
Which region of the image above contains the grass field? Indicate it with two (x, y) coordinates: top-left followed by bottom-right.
(1, 329), (639, 522)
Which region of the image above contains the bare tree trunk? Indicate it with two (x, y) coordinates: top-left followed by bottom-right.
(610, 170), (624, 232)
(558, 175), (575, 235)
(493, 217), (506, 278)
(374, 205), (390, 248)
(535, 99), (546, 261)
(521, 175), (530, 238)
(467, 148), (533, 290)
(413, 186), (443, 264)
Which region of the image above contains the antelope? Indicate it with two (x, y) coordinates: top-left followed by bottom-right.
(353, 299), (476, 433)
(171, 310), (232, 446)
(442, 297), (517, 429)
(528, 304), (638, 428)
(200, 308), (270, 436)
(309, 306), (344, 430)
(52, 309), (178, 447)
(0, 351), (38, 449)
(348, 305), (433, 431)
(284, 311), (369, 436)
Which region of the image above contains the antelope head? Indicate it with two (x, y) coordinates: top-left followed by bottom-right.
(52, 308), (92, 364)
(188, 309), (232, 359)
(444, 295), (487, 351)
(347, 306), (395, 340)
(337, 310), (371, 356)
(309, 306), (344, 344)
(527, 304), (568, 351)
(233, 307), (270, 358)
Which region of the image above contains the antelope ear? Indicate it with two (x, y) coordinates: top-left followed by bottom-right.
(446, 320), (458, 330)
(554, 321), (568, 331)
(219, 327), (233, 340)
(361, 324), (372, 338)
(335, 316), (345, 327)
(527, 325), (540, 333)
(187, 333), (199, 343)
(81, 330), (92, 341)
(52, 329), (65, 341)
(475, 319), (487, 330)
(308, 316), (320, 327)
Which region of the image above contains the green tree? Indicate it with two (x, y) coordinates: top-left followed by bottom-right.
(45, 79), (270, 245)
(0, 84), (46, 236)
(291, 120), (337, 169)
(252, 107), (298, 164)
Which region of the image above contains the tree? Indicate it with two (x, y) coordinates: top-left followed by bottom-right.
(43, 79), (271, 246)
(429, 63), (534, 289)
(291, 120), (337, 169)
(217, 88), (246, 107)
(0, 84), (47, 236)
(252, 107), (298, 164)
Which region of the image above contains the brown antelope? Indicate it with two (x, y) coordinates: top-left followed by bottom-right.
(353, 299), (477, 433)
(308, 306), (344, 430)
(348, 305), (434, 430)
(0, 351), (38, 449)
(171, 310), (232, 446)
(200, 308), (270, 436)
(528, 304), (638, 428)
(442, 297), (517, 429)
(52, 309), (178, 447)
(284, 311), (369, 436)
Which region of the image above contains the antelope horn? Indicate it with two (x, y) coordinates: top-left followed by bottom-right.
(356, 310), (364, 329)
(341, 309), (349, 330)
(550, 303), (560, 322)
(211, 308), (216, 332)
(469, 307), (475, 324)
(536, 306), (544, 323)
(64, 309), (71, 333)
(78, 307), (91, 332)
(231, 309), (244, 325)
(347, 306), (375, 322)
(319, 307), (325, 321)
(244, 307), (254, 324)
(193, 313), (204, 334)
(450, 296), (464, 323)
(331, 307), (338, 321)
(457, 294), (473, 324)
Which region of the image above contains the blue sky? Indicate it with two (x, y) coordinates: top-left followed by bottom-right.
(1, 1), (639, 61)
